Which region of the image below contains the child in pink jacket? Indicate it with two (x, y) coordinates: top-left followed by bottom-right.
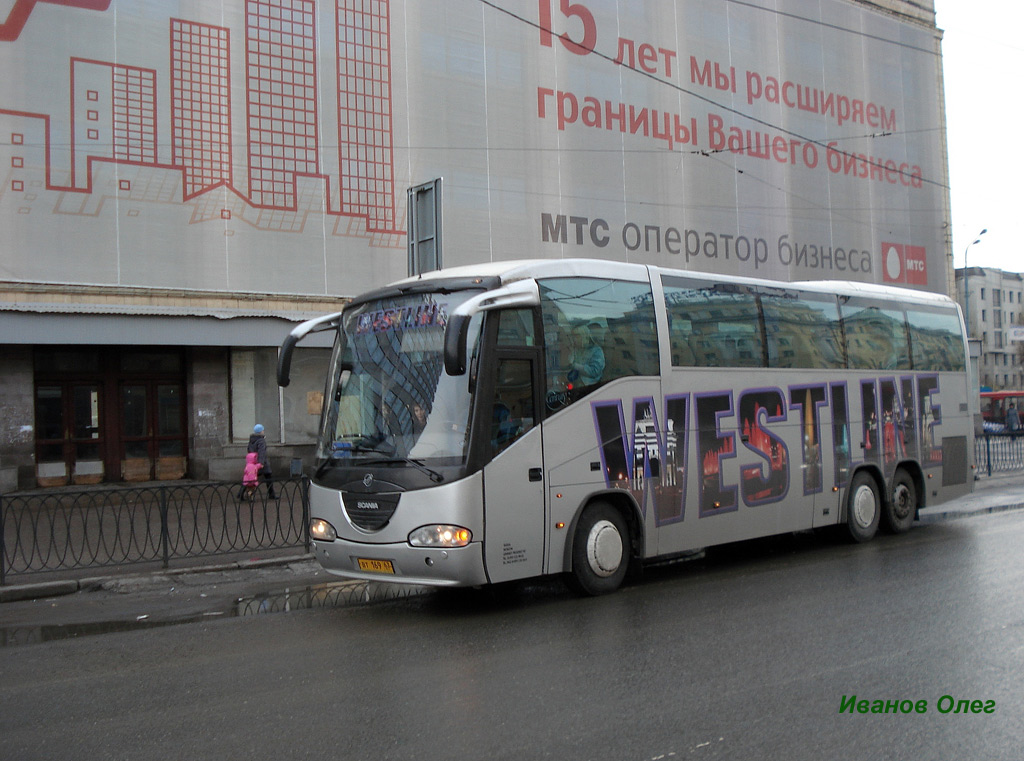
(241, 451), (262, 499)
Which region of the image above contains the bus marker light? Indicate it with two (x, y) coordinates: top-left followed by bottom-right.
(556, 493), (562, 499)
(556, 522), (565, 530)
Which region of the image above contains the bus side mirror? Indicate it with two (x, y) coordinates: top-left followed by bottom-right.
(278, 311), (344, 387)
(444, 314), (472, 376)
(443, 279), (540, 376)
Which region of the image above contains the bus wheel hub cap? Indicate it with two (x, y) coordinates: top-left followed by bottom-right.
(893, 484), (912, 519)
(853, 487), (875, 527)
(587, 520), (622, 577)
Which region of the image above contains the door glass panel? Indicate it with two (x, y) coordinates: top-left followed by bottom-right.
(35, 350), (100, 373)
(72, 385), (100, 439)
(157, 385), (183, 436)
(122, 385), (148, 438)
(35, 386), (64, 440)
(124, 440), (150, 458)
(159, 440), (184, 457)
(121, 352), (182, 373)
(491, 358), (535, 456)
(497, 309), (536, 347)
(37, 442), (64, 463)
(76, 442), (101, 460)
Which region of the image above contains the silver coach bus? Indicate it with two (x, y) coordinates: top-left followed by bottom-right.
(278, 259), (973, 594)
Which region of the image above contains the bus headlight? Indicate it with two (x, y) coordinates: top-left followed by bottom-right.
(408, 525), (472, 548)
(310, 518), (338, 542)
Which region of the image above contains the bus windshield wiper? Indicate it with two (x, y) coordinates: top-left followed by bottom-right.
(334, 435), (395, 456)
(363, 457), (444, 483)
(315, 439), (392, 477)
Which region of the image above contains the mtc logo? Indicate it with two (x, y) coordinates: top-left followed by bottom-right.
(882, 243), (928, 286)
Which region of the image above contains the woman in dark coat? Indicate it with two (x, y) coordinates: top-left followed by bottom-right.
(240, 424), (276, 499)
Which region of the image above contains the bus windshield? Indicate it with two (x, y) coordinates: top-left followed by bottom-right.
(317, 291), (482, 468)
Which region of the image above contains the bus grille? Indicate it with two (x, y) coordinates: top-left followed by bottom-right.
(342, 492), (400, 531)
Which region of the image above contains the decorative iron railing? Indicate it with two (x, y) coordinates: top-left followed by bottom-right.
(3, 441), (1019, 586)
(1, 479), (309, 585)
(975, 433), (1024, 477)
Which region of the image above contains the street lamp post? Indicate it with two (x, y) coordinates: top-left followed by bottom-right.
(963, 228), (987, 337)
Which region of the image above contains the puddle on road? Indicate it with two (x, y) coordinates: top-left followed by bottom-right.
(0, 580), (428, 648)
(0, 615), (202, 647)
(233, 580), (428, 616)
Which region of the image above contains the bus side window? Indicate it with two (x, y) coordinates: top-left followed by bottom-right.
(762, 290), (845, 369)
(841, 299), (911, 370)
(662, 277), (762, 368)
(906, 307), (966, 372)
(538, 278), (658, 410)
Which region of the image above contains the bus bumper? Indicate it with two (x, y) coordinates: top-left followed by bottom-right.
(311, 538), (489, 587)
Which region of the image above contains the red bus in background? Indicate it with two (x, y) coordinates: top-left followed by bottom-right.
(980, 390), (1024, 429)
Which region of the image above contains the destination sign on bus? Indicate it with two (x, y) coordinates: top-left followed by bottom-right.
(354, 303), (448, 335)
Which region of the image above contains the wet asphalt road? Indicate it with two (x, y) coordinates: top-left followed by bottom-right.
(2, 512), (1023, 761)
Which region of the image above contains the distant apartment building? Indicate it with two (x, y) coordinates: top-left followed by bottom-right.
(955, 267), (1024, 391)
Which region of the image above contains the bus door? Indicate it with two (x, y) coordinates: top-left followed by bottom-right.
(482, 345), (547, 583)
(784, 383), (843, 531)
(813, 381), (853, 528)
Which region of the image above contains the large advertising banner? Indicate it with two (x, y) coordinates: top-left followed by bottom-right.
(0, 0), (949, 297)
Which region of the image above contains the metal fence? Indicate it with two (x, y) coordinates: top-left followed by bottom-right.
(976, 433), (1024, 477)
(1, 478), (310, 585)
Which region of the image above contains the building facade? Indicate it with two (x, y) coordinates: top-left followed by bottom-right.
(955, 267), (1024, 391)
(1, 0), (951, 490)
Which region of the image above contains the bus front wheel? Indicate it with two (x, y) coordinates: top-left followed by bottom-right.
(846, 471), (880, 543)
(569, 502), (630, 595)
(884, 468), (917, 534)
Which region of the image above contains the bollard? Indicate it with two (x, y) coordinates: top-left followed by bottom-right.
(160, 488), (170, 569)
(301, 476), (312, 552)
(1, 494), (6, 586)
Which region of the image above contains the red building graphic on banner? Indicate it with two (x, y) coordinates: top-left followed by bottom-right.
(336, 0), (396, 231)
(2, 0), (401, 235)
(0, 0), (111, 42)
(245, 0), (319, 209)
(171, 19), (233, 199)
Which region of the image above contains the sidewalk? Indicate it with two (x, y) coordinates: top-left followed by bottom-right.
(0, 550), (322, 604)
(916, 470), (1024, 522)
(2, 472), (1023, 606)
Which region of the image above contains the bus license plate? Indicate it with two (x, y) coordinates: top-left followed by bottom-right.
(357, 558), (395, 574)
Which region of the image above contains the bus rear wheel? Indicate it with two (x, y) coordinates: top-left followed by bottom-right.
(569, 502), (630, 596)
(884, 468), (917, 534)
(846, 471), (880, 543)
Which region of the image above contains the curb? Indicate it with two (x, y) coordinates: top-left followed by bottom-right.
(917, 501), (1024, 524)
(0, 553), (315, 604)
(0, 580), (79, 604)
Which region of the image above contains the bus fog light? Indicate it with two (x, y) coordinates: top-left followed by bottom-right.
(311, 518), (338, 542)
(409, 525), (472, 548)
